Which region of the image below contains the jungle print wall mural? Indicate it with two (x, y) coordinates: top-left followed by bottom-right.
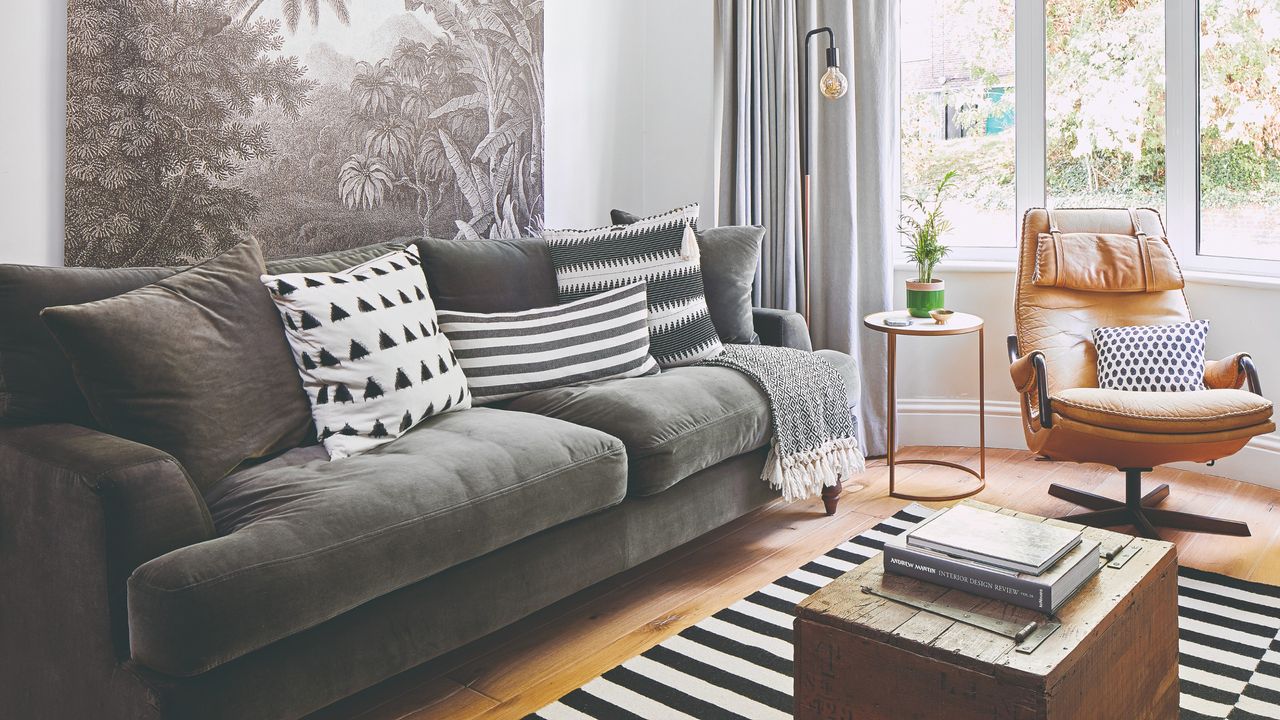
(65, 0), (544, 267)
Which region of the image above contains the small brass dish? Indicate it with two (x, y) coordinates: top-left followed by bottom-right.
(929, 309), (955, 325)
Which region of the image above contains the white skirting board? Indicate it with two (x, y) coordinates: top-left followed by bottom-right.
(894, 398), (1280, 491)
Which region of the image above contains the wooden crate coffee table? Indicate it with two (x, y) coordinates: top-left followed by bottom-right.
(794, 501), (1179, 720)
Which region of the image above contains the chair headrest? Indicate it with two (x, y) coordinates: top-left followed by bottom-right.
(1030, 209), (1184, 293)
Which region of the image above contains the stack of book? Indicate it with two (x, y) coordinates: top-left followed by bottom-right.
(884, 505), (1102, 614)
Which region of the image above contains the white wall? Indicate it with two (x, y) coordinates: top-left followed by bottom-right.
(544, 0), (716, 229)
(0, 0), (715, 266)
(638, 0), (717, 222)
(543, 0), (645, 229)
(0, 0), (66, 266)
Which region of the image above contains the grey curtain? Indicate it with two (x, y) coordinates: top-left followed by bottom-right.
(713, 0), (897, 456)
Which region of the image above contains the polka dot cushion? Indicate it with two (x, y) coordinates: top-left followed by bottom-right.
(1093, 319), (1208, 392)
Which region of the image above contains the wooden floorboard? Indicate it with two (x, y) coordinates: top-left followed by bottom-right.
(308, 447), (1280, 720)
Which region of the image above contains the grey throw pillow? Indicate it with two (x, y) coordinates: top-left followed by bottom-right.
(0, 241), (406, 427)
(0, 264), (175, 425)
(612, 209), (764, 345)
(266, 241), (405, 274)
(40, 238), (313, 489)
(414, 236), (559, 312)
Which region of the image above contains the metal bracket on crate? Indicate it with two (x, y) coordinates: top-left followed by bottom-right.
(1106, 543), (1142, 570)
(861, 585), (1061, 654)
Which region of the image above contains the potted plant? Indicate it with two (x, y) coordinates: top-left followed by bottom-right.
(899, 171), (955, 318)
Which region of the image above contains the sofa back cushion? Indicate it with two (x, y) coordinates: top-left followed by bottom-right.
(265, 241), (405, 275)
(0, 241), (403, 428)
(414, 236), (558, 313)
(0, 264), (176, 425)
(40, 238), (313, 490)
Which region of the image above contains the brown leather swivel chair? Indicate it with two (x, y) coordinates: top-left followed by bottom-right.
(1009, 208), (1275, 538)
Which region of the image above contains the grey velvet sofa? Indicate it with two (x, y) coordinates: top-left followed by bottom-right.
(0, 238), (856, 720)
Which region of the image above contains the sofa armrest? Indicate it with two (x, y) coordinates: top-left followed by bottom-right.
(752, 308), (812, 351)
(0, 423), (213, 713)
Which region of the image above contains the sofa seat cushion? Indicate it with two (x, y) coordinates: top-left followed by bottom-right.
(1052, 387), (1273, 434)
(506, 365), (768, 496)
(505, 350), (860, 496)
(127, 407), (626, 677)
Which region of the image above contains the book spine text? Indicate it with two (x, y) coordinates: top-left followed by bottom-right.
(883, 544), (1051, 613)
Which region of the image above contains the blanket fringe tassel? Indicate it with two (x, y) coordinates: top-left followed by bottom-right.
(762, 436), (865, 503)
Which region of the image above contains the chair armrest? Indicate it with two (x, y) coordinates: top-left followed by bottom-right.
(0, 423), (213, 709)
(1204, 352), (1262, 394)
(1009, 350), (1038, 393)
(753, 308), (813, 351)
(1008, 335), (1053, 428)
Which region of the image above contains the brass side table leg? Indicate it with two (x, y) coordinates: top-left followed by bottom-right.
(979, 326), (986, 479)
(887, 328), (986, 502)
(887, 333), (896, 496)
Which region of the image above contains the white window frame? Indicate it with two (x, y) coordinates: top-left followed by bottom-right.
(914, 0), (1280, 278)
(1013, 0), (1045, 244)
(1167, 1), (1280, 276)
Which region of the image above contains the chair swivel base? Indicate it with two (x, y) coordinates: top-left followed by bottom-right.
(1049, 468), (1250, 539)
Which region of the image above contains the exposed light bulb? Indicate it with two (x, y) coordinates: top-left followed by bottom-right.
(820, 65), (848, 99)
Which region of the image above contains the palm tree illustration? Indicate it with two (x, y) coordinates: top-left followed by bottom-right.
(338, 155), (395, 210)
(229, 0), (351, 32)
(338, 0), (544, 240)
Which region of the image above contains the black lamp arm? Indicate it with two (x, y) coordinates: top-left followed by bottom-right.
(799, 27), (836, 177)
(1240, 354), (1263, 395)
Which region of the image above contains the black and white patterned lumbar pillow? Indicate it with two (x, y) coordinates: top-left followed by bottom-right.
(437, 282), (660, 405)
(1093, 319), (1208, 392)
(261, 245), (470, 458)
(542, 203), (724, 367)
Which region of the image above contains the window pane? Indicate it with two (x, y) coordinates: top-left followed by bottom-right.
(1045, 0), (1166, 215)
(1199, 0), (1280, 261)
(900, 0), (1015, 248)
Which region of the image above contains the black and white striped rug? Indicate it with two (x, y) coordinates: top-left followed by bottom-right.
(528, 505), (1280, 720)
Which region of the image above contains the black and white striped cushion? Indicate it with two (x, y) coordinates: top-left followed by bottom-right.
(1094, 319), (1208, 392)
(542, 204), (724, 367)
(437, 282), (660, 404)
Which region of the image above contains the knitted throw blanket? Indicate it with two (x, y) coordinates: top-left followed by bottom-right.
(701, 345), (864, 502)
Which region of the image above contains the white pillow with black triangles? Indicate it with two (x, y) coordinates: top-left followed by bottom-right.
(261, 245), (471, 459)
(1093, 319), (1208, 392)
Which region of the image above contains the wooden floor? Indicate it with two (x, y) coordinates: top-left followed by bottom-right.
(309, 447), (1280, 720)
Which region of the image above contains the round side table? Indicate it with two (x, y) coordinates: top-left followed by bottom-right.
(863, 310), (986, 501)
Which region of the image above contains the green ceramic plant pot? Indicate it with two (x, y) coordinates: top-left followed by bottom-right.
(906, 279), (945, 318)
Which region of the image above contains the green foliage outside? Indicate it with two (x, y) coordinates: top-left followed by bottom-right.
(902, 0), (1280, 224)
